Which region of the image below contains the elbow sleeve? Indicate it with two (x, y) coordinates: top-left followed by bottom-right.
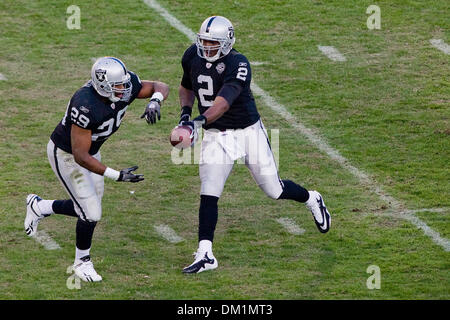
(217, 83), (243, 106)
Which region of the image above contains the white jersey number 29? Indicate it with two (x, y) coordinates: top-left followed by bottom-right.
(91, 106), (128, 141)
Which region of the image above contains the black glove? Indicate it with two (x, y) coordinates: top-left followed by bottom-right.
(180, 115), (207, 147)
(179, 113), (190, 125)
(180, 115), (206, 131)
(117, 166), (144, 183)
(140, 98), (161, 124)
(178, 105), (192, 125)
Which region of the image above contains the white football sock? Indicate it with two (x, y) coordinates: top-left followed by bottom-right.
(306, 191), (317, 206)
(75, 247), (91, 262)
(198, 240), (213, 253)
(37, 200), (55, 215)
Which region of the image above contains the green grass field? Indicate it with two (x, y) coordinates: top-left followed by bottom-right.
(0, 0), (448, 299)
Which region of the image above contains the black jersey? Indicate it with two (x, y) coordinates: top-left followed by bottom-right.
(181, 44), (260, 130)
(51, 71), (142, 155)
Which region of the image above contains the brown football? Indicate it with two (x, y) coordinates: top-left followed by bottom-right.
(170, 125), (193, 149)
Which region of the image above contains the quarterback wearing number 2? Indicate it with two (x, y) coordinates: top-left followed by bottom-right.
(24, 57), (169, 282)
(177, 16), (332, 274)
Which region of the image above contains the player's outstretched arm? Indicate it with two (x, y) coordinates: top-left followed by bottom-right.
(138, 80), (169, 100)
(139, 80), (170, 125)
(71, 125), (144, 183)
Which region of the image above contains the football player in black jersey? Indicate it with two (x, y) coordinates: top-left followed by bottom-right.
(177, 16), (332, 274)
(24, 57), (169, 282)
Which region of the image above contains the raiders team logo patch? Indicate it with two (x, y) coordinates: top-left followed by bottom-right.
(95, 69), (106, 81)
(216, 62), (226, 74)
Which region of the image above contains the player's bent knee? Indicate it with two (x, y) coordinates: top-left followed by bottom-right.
(260, 184), (283, 200)
(83, 197), (102, 222)
(200, 190), (223, 199)
(86, 213), (101, 222)
(86, 207), (102, 222)
(201, 181), (225, 199)
(266, 189), (283, 200)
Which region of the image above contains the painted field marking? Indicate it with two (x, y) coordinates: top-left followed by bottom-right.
(251, 61), (267, 66)
(144, 0), (450, 252)
(143, 0), (197, 41)
(403, 207), (448, 214)
(32, 230), (61, 250)
(276, 217), (305, 235)
(317, 45), (347, 62)
(430, 39), (450, 55)
(364, 207), (448, 217)
(0, 73), (7, 81)
(154, 224), (184, 243)
(374, 207), (449, 235)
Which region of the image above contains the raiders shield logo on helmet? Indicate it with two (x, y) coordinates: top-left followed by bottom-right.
(95, 69), (106, 81)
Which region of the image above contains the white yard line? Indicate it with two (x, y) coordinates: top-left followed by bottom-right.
(154, 224), (184, 243)
(276, 217), (305, 235)
(250, 61), (267, 66)
(143, 0), (196, 42)
(32, 230), (61, 250)
(0, 73), (7, 80)
(404, 208), (448, 214)
(144, 0), (450, 252)
(430, 39), (450, 55)
(317, 45), (347, 62)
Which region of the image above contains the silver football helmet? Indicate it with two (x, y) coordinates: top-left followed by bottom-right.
(90, 57), (132, 102)
(196, 16), (235, 62)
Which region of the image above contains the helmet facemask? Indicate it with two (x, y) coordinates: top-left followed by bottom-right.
(107, 74), (132, 102)
(196, 37), (227, 62)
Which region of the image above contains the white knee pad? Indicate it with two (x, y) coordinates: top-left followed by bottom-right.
(84, 197), (102, 222)
(200, 179), (226, 198)
(72, 193), (102, 222)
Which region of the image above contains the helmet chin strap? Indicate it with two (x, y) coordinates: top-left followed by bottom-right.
(204, 47), (223, 62)
(205, 53), (220, 62)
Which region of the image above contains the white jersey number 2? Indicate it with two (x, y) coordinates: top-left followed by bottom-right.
(197, 75), (214, 107)
(236, 67), (248, 81)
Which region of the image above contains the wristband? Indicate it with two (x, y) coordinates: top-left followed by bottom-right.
(150, 92), (164, 103)
(104, 167), (120, 181)
(181, 105), (192, 117)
